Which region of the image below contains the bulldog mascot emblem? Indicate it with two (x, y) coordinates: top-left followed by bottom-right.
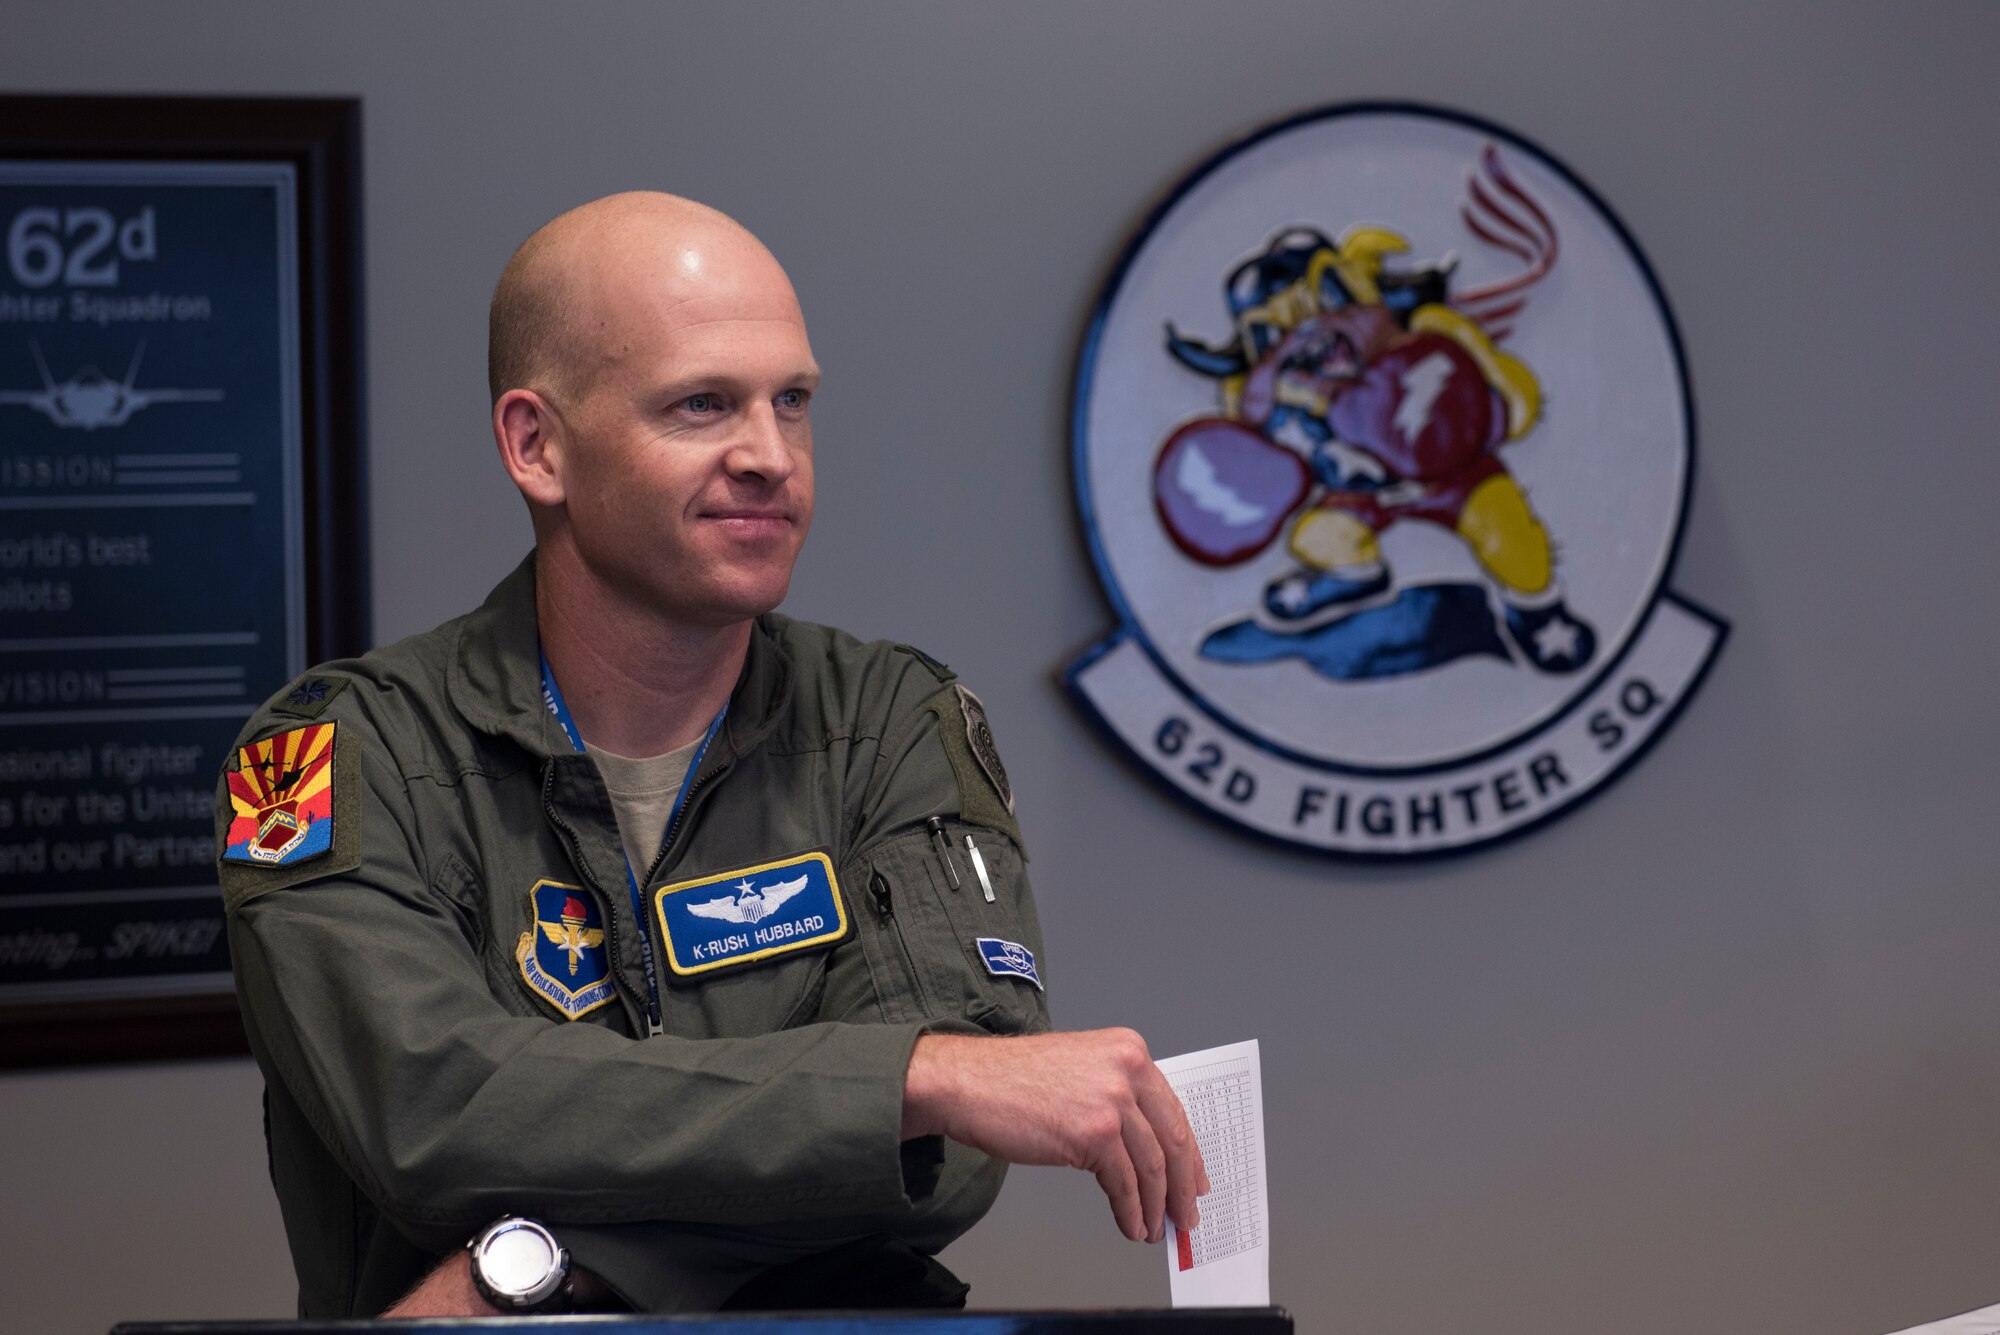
(1067, 104), (1726, 857)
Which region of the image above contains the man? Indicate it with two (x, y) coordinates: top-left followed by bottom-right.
(216, 193), (1206, 1318)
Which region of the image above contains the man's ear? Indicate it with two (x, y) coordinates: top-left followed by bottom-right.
(493, 389), (567, 508)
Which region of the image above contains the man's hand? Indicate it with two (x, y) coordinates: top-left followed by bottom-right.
(902, 1028), (1210, 1245)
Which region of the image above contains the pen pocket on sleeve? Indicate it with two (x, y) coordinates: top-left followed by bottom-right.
(859, 825), (1046, 1035)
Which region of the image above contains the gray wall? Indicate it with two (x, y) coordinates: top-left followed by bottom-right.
(4, 4), (1998, 1333)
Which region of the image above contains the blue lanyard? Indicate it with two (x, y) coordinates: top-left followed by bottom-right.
(539, 650), (726, 1032)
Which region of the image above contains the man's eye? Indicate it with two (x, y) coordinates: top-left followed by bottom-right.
(775, 389), (810, 410)
(682, 393), (721, 414)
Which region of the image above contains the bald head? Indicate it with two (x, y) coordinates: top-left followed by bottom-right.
(488, 191), (818, 637)
(487, 192), (797, 404)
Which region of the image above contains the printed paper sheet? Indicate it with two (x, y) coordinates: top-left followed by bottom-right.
(1156, 1039), (1269, 1306)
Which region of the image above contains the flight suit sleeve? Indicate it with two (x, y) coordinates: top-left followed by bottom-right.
(221, 712), (934, 1259)
(841, 678), (1052, 1039)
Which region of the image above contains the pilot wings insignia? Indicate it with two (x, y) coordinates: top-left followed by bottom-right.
(687, 875), (809, 925)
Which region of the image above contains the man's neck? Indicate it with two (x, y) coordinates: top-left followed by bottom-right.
(534, 553), (751, 758)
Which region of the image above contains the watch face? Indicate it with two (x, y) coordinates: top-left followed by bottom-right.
(478, 1221), (560, 1301)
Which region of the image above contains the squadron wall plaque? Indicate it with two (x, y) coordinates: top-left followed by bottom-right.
(1066, 103), (1725, 857)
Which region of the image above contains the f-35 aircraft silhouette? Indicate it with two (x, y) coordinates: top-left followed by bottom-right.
(0, 340), (221, 430)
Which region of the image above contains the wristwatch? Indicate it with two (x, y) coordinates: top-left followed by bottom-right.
(467, 1215), (572, 1313)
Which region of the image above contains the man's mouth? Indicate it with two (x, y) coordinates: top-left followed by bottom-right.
(702, 509), (796, 539)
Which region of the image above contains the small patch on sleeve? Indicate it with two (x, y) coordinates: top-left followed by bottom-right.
(217, 721), (363, 912)
(270, 674), (351, 719)
(223, 724), (338, 867)
(953, 685), (1013, 814)
(923, 686), (1024, 850)
(976, 937), (1043, 990)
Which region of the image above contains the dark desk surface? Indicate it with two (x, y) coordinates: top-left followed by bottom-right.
(112, 1309), (1290, 1335)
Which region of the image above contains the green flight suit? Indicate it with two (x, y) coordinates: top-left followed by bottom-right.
(214, 556), (1049, 1316)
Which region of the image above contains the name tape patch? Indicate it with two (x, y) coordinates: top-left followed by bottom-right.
(223, 723), (337, 867)
(655, 851), (849, 979)
(517, 879), (616, 1020)
(976, 937), (1043, 990)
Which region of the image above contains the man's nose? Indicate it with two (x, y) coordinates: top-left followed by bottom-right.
(724, 404), (798, 484)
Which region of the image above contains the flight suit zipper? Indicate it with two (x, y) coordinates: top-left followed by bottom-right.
(627, 759), (730, 1035)
(535, 660), (730, 1039)
(869, 868), (934, 1019)
(541, 762), (657, 1035)
(650, 764), (721, 883)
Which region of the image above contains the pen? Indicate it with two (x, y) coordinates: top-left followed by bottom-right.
(926, 816), (962, 889)
(964, 833), (995, 902)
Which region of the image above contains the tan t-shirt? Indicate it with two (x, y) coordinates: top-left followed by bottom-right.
(584, 736), (701, 880)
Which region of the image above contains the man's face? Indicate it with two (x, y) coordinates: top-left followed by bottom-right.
(552, 241), (818, 629)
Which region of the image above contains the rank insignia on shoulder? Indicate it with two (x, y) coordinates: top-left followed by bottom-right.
(654, 851), (850, 980)
(895, 643), (955, 683)
(976, 937), (1042, 990)
(955, 685), (1014, 814)
(223, 723), (338, 867)
(273, 673), (350, 719)
(517, 880), (616, 1020)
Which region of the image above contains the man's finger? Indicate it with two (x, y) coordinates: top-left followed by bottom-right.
(1135, 1068), (1206, 1232)
(1093, 1151), (1146, 1243)
(1165, 1155), (1201, 1236)
(1122, 1104), (1170, 1244)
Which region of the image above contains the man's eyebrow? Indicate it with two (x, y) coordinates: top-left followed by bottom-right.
(651, 365), (821, 399)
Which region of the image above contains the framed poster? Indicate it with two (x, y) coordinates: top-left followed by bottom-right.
(0, 97), (365, 1066)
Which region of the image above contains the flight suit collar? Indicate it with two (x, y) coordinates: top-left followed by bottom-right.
(446, 551), (796, 766)
(448, 552), (800, 1032)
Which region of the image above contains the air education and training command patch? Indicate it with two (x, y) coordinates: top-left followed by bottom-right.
(517, 880), (616, 1020)
(223, 723), (338, 867)
(654, 852), (849, 980)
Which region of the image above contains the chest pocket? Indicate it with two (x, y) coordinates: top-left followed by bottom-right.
(853, 823), (1049, 1036)
(650, 851), (841, 1040)
(661, 949), (830, 1038)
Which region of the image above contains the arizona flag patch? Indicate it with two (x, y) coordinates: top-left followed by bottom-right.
(224, 723), (337, 867)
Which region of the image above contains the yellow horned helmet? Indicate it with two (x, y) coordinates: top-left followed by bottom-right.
(1313, 226), (1410, 309)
